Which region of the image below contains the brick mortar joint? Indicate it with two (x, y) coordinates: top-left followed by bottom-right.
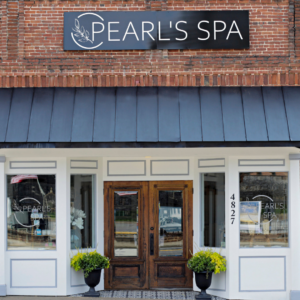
(0, 72), (299, 87)
(6, 0), (19, 59)
(0, 0), (298, 77)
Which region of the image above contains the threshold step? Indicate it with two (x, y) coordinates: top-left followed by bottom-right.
(72, 290), (225, 300)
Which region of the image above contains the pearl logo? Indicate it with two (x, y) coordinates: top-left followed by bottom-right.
(242, 195), (285, 225)
(252, 195), (277, 223)
(13, 197), (41, 228)
(71, 13), (105, 50)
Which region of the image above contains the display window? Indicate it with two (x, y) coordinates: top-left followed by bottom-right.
(240, 172), (288, 248)
(201, 173), (226, 248)
(70, 175), (96, 249)
(6, 175), (56, 250)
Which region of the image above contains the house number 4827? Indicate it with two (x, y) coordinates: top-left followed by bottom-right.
(231, 194), (235, 224)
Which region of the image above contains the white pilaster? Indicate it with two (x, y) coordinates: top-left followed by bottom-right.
(226, 157), (239, 299)
(0, 157), (6, 296)
(97, 158), (105, 291)
(289, 159), (300, 300)
(56, 158), (69, 295)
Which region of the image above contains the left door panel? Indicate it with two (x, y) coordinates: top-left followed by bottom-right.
(104, 181), (149, 289)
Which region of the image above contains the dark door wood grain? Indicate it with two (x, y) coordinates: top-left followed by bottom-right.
(104, 181), (149, 290)
(149, 181), (193, 289)
(104, 181), (193, 290)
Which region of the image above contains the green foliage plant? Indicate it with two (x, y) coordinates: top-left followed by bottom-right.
(187, 248), (226, 279)
(70, 249), (110, 278)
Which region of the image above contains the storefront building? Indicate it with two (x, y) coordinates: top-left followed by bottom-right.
(1, 1), (300, 300)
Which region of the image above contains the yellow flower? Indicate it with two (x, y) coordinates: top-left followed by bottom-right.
(187, 248), (226, 275)
(71, 252), (85, 271)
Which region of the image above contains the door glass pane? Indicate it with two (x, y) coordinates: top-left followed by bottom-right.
(114, 191), (138, 257)
(159, 190), (183, 257)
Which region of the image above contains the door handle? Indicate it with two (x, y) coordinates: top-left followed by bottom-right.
(150, 233), (154, 255)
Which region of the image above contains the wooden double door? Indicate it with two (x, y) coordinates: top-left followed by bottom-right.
(104, 181), (193, 290)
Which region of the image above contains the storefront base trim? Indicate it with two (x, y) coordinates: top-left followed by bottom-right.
(291, 291), (300, 300)
(0, 285), (6, 296)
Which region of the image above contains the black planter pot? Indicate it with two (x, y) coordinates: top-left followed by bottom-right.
(83, 268), (101, 297)
(195, 271), (213, 300)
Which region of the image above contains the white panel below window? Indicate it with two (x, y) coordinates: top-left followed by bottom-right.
(11, 259), (56, 288)
(151, 160), (189, 175)
(208, 271), (226, 291)
(70, 268), (85, 287)
(240, 257), (285, 291)
(108, 160), (146, 176)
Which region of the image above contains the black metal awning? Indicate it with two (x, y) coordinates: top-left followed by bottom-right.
(0, 87), (299, 148)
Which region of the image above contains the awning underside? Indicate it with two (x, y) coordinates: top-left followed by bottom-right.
(0, 87), (299, 144)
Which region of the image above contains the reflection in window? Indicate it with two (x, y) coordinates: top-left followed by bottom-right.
(114, 191), (138, 257)
(7, 175), (56, 250)
(70, 175), (95, 249)
(201, 173), (225, 248)
(240, 172), (288, 248)
(159, 191), (183, 257)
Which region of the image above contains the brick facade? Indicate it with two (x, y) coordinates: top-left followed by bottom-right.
(0, 0), (299, 87)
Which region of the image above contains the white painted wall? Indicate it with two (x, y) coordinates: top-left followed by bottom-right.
(194, 158), (227, 299)
(5, 158), (69, 295)
(0, 147), (298, 300)
(0, 160), (6, 296)
(227, 155), (292, 300)
(289, 160), (300, 299)
(67, 158), (104, 295)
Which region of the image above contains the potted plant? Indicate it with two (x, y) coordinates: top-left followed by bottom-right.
(71, 249), (110, 297)
(187, 249), (226, 300)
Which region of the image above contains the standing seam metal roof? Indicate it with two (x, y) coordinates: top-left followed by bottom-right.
(0, 87), (299, 143)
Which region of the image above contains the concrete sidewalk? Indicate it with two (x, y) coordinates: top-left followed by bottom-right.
(4, 296), (153, 300)
(3, 294), (223, 300)
(3, 297), (222, 300)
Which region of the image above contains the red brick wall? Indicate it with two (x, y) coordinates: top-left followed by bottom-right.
(0, 0), (299, 87)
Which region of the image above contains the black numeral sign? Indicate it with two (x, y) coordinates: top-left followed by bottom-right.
(230, 194), (235, 224)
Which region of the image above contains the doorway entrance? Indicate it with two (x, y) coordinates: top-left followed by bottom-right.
(104, 181), (193, 290)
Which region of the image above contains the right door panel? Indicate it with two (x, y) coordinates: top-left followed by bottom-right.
(149, 181), (193, 289)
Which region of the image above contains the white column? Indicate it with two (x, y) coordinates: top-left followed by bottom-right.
(289, 157), (300, 300)
(56, 158), (69, 295)
(192, 159), (201, 292)
(97, 158), (105, 290)
(226, 157), (240, 299)
(0, 157), (6, 296)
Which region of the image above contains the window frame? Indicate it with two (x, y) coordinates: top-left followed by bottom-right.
(200, 172), (226, 249)
(238, 171), (290, 249)
(6, 173), (57, 252)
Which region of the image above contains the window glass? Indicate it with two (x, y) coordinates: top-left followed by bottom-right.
(159, 190), (183, 257)
(240, 172), (288, 248)
(70, 175), (95, 249)
(114, 191), (138, 257)
(201, 173), (226, 248)
(7, 175), (56, 250)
